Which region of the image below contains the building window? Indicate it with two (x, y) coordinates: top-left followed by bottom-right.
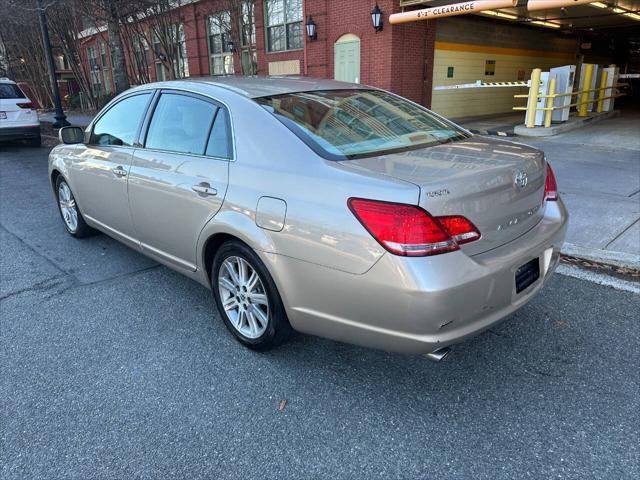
(241, 50), (257, 76)
(265, 0), (302, 52)
(169, 23), (189, 78)
(241, 1), (256, 47)
(240, 1), (257, 75)
(99, 41), (107, 67)
(103, 70), (111, 94)
(206, 12), (234, 76)
(133, 35), (150, 82)
(87, 45), (102, 95)
(152, 32), (167, 81)
(155, 62), (166, 82)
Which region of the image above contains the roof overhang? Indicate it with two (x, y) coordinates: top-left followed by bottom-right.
(396, 0), (640, 30)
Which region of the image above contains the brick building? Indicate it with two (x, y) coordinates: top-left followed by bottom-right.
(78, 1), (436, 108)
(76, 1), (637, 117)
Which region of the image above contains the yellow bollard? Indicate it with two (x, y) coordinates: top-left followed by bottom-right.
(525, 68), (542, 128)
(596, 70), (608, 113)
(544, 76), (556, 128)
(578, 63), (593, 117)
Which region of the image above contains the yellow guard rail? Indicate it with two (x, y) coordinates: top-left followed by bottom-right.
(514, 65), (625, 128)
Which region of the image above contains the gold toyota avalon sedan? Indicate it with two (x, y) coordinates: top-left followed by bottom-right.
(49, 77), (568, 361)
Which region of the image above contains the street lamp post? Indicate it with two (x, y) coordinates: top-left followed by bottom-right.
(37, 0), (69, 128)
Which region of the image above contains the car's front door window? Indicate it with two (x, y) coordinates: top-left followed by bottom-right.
(91, 93), (152, 147)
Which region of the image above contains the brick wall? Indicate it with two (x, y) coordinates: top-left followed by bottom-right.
(77, 1), (437, 107)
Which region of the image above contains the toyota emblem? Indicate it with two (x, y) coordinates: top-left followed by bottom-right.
(514, 171), (528, 189)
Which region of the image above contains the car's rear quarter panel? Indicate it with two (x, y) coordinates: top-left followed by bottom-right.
(197, 89), (420, 276)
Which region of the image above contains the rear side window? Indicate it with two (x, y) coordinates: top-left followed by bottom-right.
(145, 93), (218, 155)
(0, 83), (26, 99)
(205, 109), (232, 159)
(91, 93), (151, 146)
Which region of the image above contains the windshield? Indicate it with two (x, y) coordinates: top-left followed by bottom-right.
(255, 89), (469, 160)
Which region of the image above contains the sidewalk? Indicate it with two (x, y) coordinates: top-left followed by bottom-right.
(515, 109), (640, 268)
(38, 110), (95, 127)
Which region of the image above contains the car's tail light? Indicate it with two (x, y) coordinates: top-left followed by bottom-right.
(437, 216), (481, 245)
(544, 163), (558, 201)
(16, 102), (34, 109)
(348, 198), (480, 257)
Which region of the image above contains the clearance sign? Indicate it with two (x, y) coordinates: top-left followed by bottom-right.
(389, 0), (518, 24)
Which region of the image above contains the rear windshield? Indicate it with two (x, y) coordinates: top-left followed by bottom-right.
(255, 89), (469, 160)
(0, 83), (26, 99)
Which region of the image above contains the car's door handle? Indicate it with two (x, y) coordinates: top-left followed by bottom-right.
(192, 183), (217, 196)
(112, 166), (127, 177)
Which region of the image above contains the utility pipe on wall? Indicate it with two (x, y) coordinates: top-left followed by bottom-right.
(527, 0), (597, 11)
(389, 0), (518, 24)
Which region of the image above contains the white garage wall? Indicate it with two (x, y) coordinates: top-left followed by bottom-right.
(431, 17), (578, 119)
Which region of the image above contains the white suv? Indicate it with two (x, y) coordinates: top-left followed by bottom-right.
(0, 78), (41, 147)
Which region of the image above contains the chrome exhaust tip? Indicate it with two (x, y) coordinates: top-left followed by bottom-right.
(424, 347), (451, 362)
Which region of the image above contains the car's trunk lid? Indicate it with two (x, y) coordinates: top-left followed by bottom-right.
(339, 137), (546, 256)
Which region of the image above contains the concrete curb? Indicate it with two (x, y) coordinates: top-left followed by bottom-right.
(561, 243), (640, 270)
(514, 110), (620, 137)
(41, 134), (60, 147)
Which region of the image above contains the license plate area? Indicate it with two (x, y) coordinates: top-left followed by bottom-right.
(515, 257), (540, 294)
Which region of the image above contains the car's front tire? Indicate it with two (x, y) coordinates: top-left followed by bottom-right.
(212, 240), (293, 351)
(55, 176), (95, 238)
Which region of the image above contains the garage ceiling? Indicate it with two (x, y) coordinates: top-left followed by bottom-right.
(398, 1), (640, 30)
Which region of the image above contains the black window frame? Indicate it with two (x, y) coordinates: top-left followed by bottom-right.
(88, 91), (155, 147)
(264, 0), (303, 53)
(139, 89), (234, 161)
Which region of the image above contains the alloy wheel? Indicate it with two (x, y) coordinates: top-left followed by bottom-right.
(58, 181), (78, 233)
(218, 256), (270, 339)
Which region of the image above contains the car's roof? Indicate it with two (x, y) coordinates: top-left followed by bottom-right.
(144, 76), (369, 99)
(0, 77), (17, 84)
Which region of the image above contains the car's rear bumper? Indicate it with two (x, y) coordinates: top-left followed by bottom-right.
(0, 125), (41, 141)
(265, 198), (569, 354)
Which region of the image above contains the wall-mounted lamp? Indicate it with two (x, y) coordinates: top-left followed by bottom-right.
(306, 16), (317, 41)
(371, 3), (383, 32)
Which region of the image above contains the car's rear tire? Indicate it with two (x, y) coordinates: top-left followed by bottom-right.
(211, 240), (293, 351)
(55, 175), (96, 238)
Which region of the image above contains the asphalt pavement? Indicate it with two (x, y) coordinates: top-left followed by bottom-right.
(1, 144), (639, 479)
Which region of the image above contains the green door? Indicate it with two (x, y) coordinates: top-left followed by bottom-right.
(334, 36), (360, 84)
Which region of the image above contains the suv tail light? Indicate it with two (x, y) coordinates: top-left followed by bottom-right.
(544, 163), (558, 201)
(348, 198), (480, 257)
(16, 102), (35, 109)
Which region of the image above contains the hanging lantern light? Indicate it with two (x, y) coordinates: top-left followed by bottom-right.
(306, 16), (317, 41)
(371, 3), (383, 32)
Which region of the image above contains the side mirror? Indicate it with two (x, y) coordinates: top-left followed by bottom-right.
(58, 126), (84, 145)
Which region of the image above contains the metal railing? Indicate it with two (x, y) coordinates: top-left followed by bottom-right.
(513, 65), (625, 128)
